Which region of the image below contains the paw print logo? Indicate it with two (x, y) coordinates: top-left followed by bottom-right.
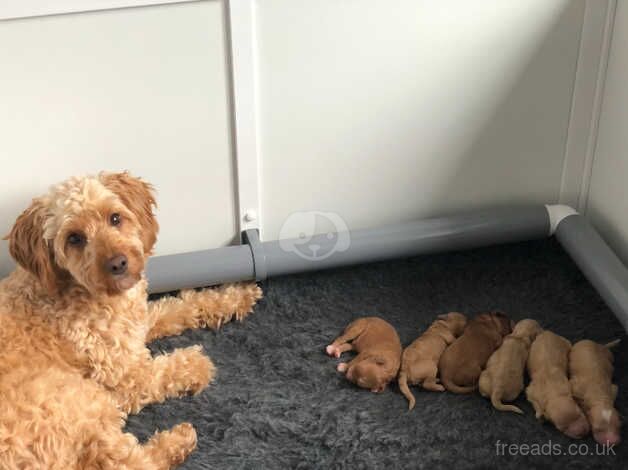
(279, 211), (351, 261)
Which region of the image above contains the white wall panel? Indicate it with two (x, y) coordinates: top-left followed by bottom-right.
(0, 0), (198, 21)
(0, 1), (235, 277)
(587, 1), (628, 264)
(256, 0), (584, 240)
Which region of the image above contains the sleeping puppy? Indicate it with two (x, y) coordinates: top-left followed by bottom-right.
(569, 339), (622, 446)
(526, 331), (589, 439)
(326, 317), (402, 393)
(438, 312), (513, 394)
(398, 312), (467, 409)
(479, 319), (542, 413)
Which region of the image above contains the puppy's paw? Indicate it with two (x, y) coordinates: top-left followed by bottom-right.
(326, 345), (339, 357)
(337, 362), (348, 372)
(421, 380), (446, 392)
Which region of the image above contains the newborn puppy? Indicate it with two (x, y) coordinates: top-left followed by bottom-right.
(439, 312), (513, 394)
(326, 317), (402, 393)
(526, 331), (589, 439)
(398, 312), (467, 409)
(479, 319), (542, 414)
(569, 339), (622, 446)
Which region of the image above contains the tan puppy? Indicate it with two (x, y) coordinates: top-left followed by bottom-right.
(326, 317), (402, 393)
(526, 331), (589, 439)
(439, 312), (513, 394)
(569, 339), (622, 446)
(479, 319), (542, 414)
(398, 312), (467, 409)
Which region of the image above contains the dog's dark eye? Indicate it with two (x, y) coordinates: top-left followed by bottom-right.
(67, 233), (85, 246)
(110, 213), (121, 226)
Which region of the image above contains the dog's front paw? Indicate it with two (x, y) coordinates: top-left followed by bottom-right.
(215, 282), (263, 321)
(152, 423), (197, 467)
(232, 283), (263, 321)
(173, 346), (215, 395)
(179, 283), (263, 329)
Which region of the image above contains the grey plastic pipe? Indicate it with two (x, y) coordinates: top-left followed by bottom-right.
(147, 205), (628, 331)
(147, 205), (549, 293)
(256, 206), (549, 278)
(147, 244), (254, 294)
(146, 204), (628, 332)
(555, 214), (628, 331)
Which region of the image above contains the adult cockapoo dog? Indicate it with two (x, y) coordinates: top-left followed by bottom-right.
(0, 172), (262, 469)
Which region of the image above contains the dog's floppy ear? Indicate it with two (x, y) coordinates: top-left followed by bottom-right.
(6, 199), (62, 294)
(100, 171), (159, 255)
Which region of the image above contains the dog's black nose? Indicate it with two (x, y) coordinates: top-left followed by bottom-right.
(105, 255), (128, 275)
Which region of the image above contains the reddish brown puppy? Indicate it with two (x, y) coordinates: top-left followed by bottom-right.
(438, 312), (513, 394)
(326, 317), (402, 393)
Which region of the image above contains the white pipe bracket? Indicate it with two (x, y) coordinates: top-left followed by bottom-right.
(545, 204), (578, 235)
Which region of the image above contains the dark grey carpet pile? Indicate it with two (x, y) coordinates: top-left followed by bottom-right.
(127, 239), (627, 469)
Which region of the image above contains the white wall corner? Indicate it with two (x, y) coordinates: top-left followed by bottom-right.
(559, 0), (617, 212)
(226, 0), (262, 237)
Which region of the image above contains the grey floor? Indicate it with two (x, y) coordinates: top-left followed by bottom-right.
(127, 239), (627, 469)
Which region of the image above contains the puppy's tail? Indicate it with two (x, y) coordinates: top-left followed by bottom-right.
(441, 377), (476, 394)
(398, 371), (416, 410)
(605, 339), (621, 349)
(491, 391), (523, 414)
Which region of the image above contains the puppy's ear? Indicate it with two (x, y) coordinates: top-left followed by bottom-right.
(491, 312), (512, 334)
(100, 171), (159, 255)
(6, 199), (62, 294)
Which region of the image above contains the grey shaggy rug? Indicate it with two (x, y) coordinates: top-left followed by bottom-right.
(127, 239), (627, 469)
